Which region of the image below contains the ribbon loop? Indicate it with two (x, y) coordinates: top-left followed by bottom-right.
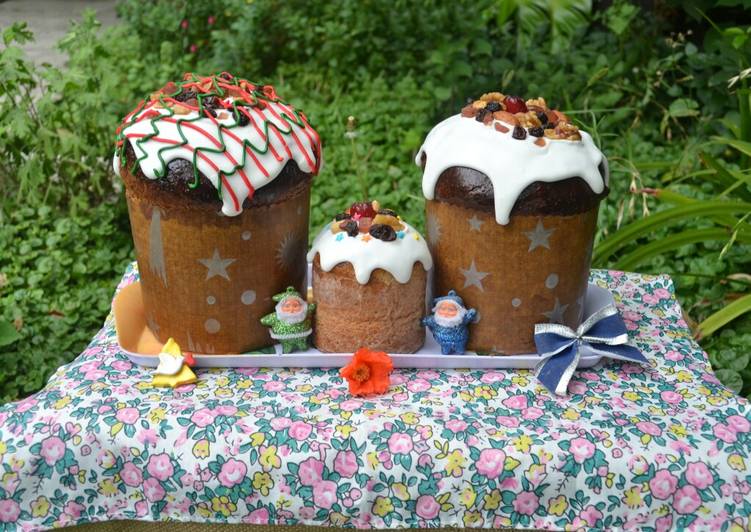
(534, 304), (647, 396)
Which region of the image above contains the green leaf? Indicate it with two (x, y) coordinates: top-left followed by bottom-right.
(594, 201), (751, 265)
(0, 321), (21, 347)
(715, 369), (744, 394)
(2, 22), (34, 46)
(496, 1), (518, 27)
(613, 228), (734, 271)
(697, 294), (751, 340)
(668, 98), (699, 118)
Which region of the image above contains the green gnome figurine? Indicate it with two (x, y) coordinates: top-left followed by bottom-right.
(260, 286), (315, 353)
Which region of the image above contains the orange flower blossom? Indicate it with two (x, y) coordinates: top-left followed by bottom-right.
(339, 347), (394, 396)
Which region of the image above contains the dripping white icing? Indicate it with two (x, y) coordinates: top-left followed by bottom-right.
(416, 114), (608, 225)
(307, 222), (433, 284)
(115, 96), (320, 217)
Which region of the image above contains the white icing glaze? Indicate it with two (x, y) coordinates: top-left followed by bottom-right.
(115, 96), (320, 217)
(307, 222), (433, 284)
(416, 114), (608, 225)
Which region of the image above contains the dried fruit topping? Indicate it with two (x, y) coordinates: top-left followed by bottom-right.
(332, 202), (404, 240)
(234, 108), (250, 126)
(460, 91), (581, 140)
(512, 126), (527, 140)
(339, 219), (359, 237)
(369, 224), (397, 242)
(528, 126), (544, 138)
(504, 96), (528, 114)
(485, 101), (502, 113)
(373, 213), (405, 232)
(349, 201), (377, 220)
(461, 105), (476, 118)
(358, 216), (373, 233)
(174, 89), (197, 103)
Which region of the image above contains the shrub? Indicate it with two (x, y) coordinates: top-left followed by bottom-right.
(0, 203), (132, 402)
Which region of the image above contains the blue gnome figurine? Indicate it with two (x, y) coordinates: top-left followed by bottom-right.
(422, 290), (477, 355)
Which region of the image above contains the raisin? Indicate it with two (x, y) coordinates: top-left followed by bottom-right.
(528, 126), (544, 137)
(475, 109), (489, 122)
(334, 212), (351, 221)
(512, 126), (527, 140)
(536, 111), (548, 126)
(339, 220), (359, 237)
(174, 89), (196, 102)
(485, 101), (501, 112)
(234, 109), (250, 126)
(369, 224), (397, 241)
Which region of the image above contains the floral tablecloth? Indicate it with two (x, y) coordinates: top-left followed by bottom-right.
(0, 263), (750, 531)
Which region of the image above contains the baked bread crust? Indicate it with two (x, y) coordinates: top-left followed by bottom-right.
(312, 255), (427, 354)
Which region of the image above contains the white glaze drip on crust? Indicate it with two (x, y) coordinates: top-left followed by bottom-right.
(416, 114), (608, 225)
(307, 222), (433, 284)
(114, 97), (320, 217)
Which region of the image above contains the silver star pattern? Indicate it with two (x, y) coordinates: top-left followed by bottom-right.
(426, 213), (442, 246)
(543, 298), (569, 324)
(198, 249), (236, 281)
(460, 260), (489, 292)
(468, 215), (484, 232)
(524, 220), (555, 252)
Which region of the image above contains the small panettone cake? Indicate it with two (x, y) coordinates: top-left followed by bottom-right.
(417, 93), (608, 355)
(115, 72), (322, 354)
(308, 201), (433, 354)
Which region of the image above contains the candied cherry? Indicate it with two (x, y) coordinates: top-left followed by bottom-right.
(349, 201), (376, 220)
(504, 96), (528, 114)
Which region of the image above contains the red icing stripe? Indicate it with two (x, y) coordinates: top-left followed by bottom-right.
(239, 107), (283, 162)
(162, 116), (254, 195)
(277, 102), (321, 173)
(220, 126), (270, 178)
(265, 103), (316, 171)
(125, 133), (240, 212)
(252, 107), (293, 160)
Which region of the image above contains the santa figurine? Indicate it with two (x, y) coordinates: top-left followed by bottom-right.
(260, 287), (315, 353)
(422, 290), (477, 355)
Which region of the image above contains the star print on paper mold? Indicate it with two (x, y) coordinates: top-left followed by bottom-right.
(460, 260), (489, 292)
(426, 212), (442, 246)
(524, 220), (555, 252)
(468, 215), (484, 232)
(543, 298), (569, 324)
(276, 231), (303, 273)
(198, 249), (236, 281)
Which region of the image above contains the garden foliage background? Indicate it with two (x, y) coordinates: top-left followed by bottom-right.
(0, 0), (750, 402)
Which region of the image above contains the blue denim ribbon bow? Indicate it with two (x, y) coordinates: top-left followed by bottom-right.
(534, 304), (647, 396)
